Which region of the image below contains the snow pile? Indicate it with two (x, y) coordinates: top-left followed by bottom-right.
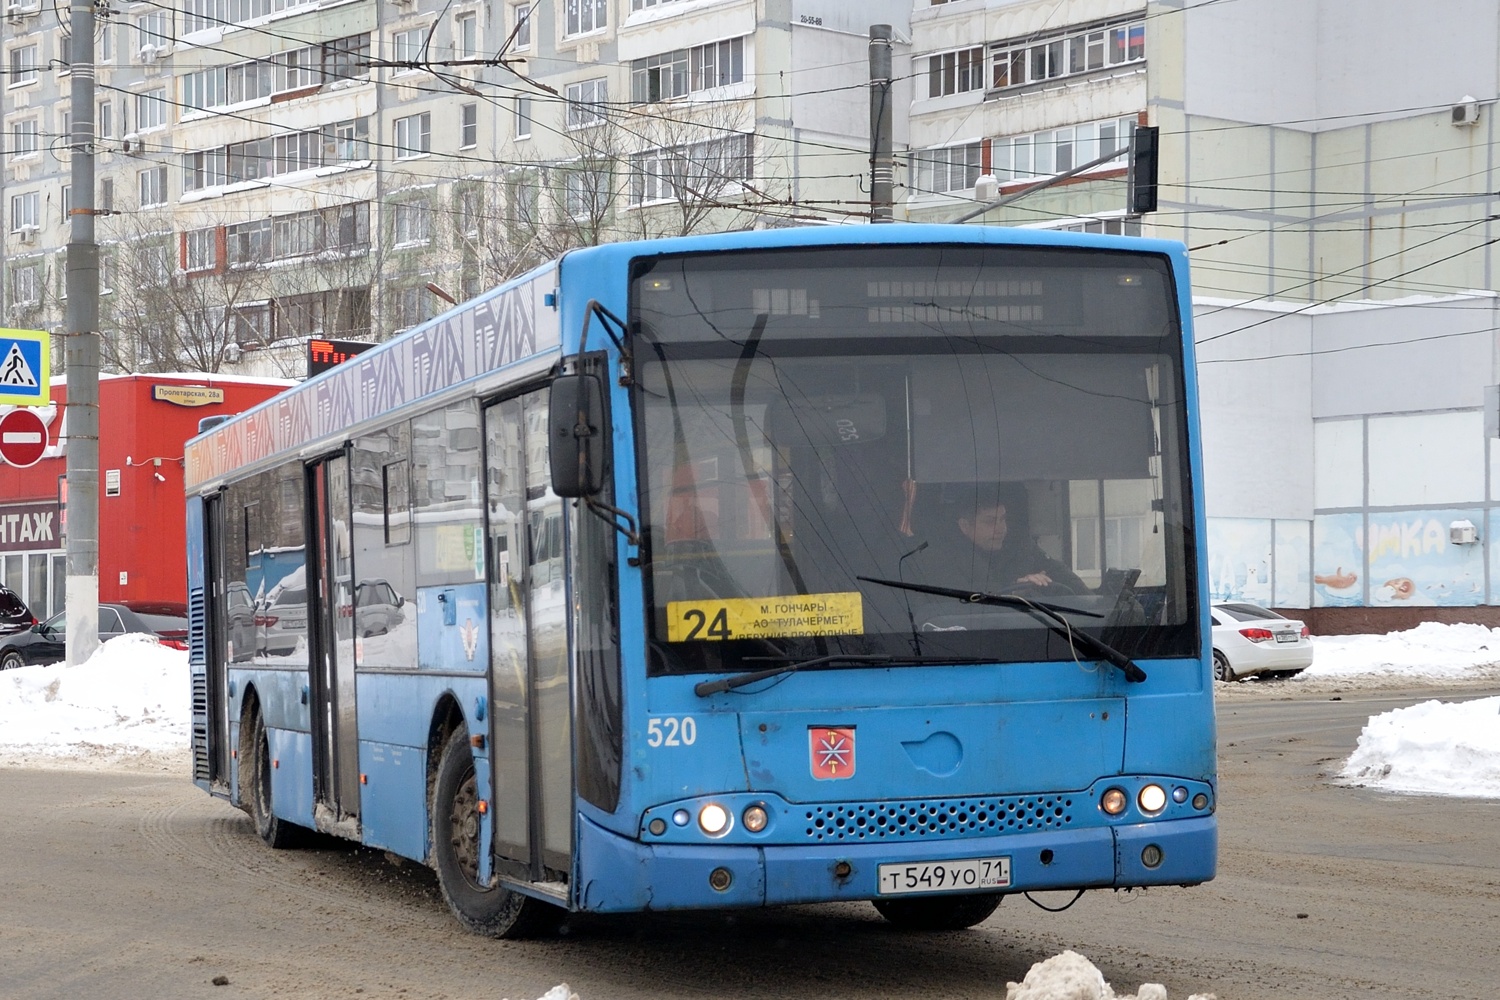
(1005, 951), (1213, 1000)
(0, 633), (189, 757)
(1339, 695), (1500, 796)
(1307, 622), (1500, 678)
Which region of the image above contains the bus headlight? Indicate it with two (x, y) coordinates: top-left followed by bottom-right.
(742, 804), (768, 833)
(699, 803), (731, 835)
(1101, 788), (1128, 815)
(1138, 784), (1167, 815)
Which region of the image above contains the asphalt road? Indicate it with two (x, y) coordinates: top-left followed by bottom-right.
(2, 681), (1498, 1000)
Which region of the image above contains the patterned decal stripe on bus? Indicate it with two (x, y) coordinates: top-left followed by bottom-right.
(185, 269), (558, 489)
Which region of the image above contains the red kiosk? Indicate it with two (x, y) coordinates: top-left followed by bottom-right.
(0, 374), (292, 618)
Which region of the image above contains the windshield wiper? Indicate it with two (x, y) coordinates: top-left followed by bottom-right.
(856, 577), (1147, 683)
(694, 654), (893, 697)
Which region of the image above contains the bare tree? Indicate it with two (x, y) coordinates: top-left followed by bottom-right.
(617, 100), (763, 239)
(100, 198), (385, 377)
(102, 207), (264, 374)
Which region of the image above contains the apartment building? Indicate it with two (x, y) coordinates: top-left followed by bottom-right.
(906, 0), (1148, 232)
(2, 0), (910, 380)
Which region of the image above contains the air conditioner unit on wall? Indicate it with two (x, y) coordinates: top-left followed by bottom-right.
(139, 44), (159, 63)
(16, 225), (38, 244)
(1452, 96), (1480, 126)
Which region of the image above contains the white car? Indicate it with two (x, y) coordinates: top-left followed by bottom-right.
(1209, 601), (1313, 681)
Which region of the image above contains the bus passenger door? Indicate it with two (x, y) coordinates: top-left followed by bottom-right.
(204, 492), (229, 785)
(310, 455), (360, 829)
(484, 390), (572, 881)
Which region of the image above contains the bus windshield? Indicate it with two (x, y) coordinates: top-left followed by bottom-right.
(632, 244), (1197, 676)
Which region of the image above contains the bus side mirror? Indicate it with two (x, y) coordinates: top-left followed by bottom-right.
(549, 373), (605, 498)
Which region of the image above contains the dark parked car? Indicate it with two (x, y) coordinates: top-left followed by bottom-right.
(0, 585), (37, 637)
(0, 601), (189, 669)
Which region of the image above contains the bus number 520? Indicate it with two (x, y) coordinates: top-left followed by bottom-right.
(647, 716), (697, 747)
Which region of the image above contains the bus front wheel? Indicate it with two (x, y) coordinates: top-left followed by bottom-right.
(432, 725), (558, 938)
(872, 892), (1001, 931)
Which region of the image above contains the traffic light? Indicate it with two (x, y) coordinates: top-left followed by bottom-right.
(1128, 125), (1159, 215)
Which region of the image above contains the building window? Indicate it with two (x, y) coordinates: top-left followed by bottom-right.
(456, 12), (477, 58)
(393, 285), (432, 330)
(8, 45), (39, 85)
(392, 27), (428, 71)
(324, 34), (371, 84)
(632, 38), (743, 103)
(99, 23), (113, 62)
(100, 178), (113, 212)
(392, 201), (432, 245)
(10, 191), (39, 232)
(991, 18), (1145, 91)
(139, 166), (168, 207)
(911, 141), (982, 194)
(927, 46), (983, 98)
(97, 100), (113, 138)
(1050, 216), (1136, 236)
(563, 168), (607, 220)
(136, 11), (172, 53)
(456, 185), (482, 237)
(182, 118), (368, 191)
(184, 228), (217, 271)
(394, 113), (431, 158)
(515, 96), (531, 138)
(565, 78), (608, 128)
(12, 265), (40, 306)
(460, 103), (478, 148)
(564, 0), (607, 36)
(61, 185), (71, 224)
(136, 88), (169, 130)
(630, 134), (751, 205)
(231, 304), (272, 346)
(990, 115), (1136, 182)
(183, 0), (317, 34)
(690, 37), (743, 91)
(11, 119), (39, 157)
(511, 4), (531, 49)
(226, 219), (271, 266)
(184, 34), (370, 110)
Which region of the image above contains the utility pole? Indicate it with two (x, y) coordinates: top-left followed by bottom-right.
(64, 0), (101, 666)
(869, 24), (894, 223)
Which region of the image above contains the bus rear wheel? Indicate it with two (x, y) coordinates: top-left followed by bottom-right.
(432, 725), (559, 938)
(872, 893), (1001, 931)
(240, 705), (303, 849)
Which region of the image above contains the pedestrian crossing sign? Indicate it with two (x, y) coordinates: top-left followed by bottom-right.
(0, 329), (49, 407)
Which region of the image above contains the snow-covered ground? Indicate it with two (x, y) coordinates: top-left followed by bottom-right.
(3, 622), (1499, 1000)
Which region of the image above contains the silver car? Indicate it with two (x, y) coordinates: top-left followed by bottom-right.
(1210, 601), (1313, 681)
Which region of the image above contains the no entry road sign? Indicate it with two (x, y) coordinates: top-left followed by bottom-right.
(0, 407), (48, 468)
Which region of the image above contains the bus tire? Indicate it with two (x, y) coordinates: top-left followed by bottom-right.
(240, 705), (304, 849)
(432, 725), (559, 938)
(872, 892), (1001, 931)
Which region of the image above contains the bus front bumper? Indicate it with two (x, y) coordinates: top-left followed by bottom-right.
(573, 814), (1216, 913)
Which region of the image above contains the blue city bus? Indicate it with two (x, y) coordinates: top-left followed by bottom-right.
(184, 224), (1216, 937)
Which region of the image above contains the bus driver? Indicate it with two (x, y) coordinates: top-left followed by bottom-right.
(931, 485), (1088, 597)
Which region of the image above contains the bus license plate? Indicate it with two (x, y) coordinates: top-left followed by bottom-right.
(877, 857), (1011, 895)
